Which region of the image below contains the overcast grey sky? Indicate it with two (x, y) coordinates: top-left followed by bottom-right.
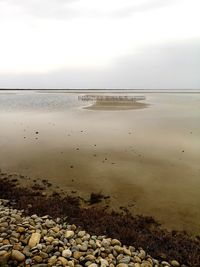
(0, 0), (199, 89)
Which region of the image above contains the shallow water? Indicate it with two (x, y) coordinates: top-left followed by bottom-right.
(0, 90), (200, 234)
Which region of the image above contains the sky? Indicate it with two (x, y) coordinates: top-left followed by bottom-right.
(0, 0), (200, 89)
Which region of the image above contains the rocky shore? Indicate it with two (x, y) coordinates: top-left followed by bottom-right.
(0, 199), (181, 267)
(0, 172), (200, 266)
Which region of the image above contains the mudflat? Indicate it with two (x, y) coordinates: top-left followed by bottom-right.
(0, 90), (200, 234)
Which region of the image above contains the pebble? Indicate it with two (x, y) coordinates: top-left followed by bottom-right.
(28, 233), (41, 248)
(123, 247), (132, 256)
(17, 226), (25, 233)
(0, 250), (7, 256)
(141, 261), (152, 267)
(88, 264), (98, 267)
(78, 230), (86, 238)
(85, 254), (96, 261)
(33, 255), (43, 263)
(11, 249), (25, 262)
(0, 244), (13, 251)
(80, 243), (88, 251)
(45, 219), (55, 228)
(100, 258), (109, 266)
(111, 239), (121, 246)
(48, 255), (57, 265)
(0, 222), (8, 228)
(73, 251), (84, 259)
(138, 250), (146, 260)
(65, 230), (75, 239)
(161, 261), (170, 266)
(62, 249), (72, 258)
(58, 256), (68, 265)
(121, 256), (131, 264)
(171, 260), (180, 266)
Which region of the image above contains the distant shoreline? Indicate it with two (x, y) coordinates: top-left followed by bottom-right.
(0, 88), (200, 93)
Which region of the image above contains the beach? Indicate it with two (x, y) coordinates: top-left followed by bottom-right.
(1, 172), (200, 266)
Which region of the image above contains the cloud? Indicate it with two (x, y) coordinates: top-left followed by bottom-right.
(111, 0), (179, 18)
(0, 0), (199, 89)
(110, 39), (200, 89)
(0, 0), (181, 20)
(1, 39), (200, 89)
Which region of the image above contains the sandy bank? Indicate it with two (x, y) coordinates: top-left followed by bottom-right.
(83, 101), (149, 110)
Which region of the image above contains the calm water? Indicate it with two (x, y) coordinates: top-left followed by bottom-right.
(0, 90), (200, 234)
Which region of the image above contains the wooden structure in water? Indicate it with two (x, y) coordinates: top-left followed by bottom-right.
(78, 95), (145, 102)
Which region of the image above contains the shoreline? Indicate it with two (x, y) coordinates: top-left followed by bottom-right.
(0, 171), (200, 266)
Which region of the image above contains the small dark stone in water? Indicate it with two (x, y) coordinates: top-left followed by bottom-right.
(90, 192), (104, 204)
(70, 165), (74, 168)
(32, 183), (45, 191)
(120, 206), (129, 213)
(52, 191), (59, 197)
(182, 150), (185, 153)
(35, 131), (39, 134)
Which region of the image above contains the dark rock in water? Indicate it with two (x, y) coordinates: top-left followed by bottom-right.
(89, 193), (104, 204)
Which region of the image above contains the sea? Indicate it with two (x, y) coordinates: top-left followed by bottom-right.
(0, 89), (199, 234)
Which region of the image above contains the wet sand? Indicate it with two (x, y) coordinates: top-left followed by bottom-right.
(84, 100), (149, 110)
(0, 91), (200, 234)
